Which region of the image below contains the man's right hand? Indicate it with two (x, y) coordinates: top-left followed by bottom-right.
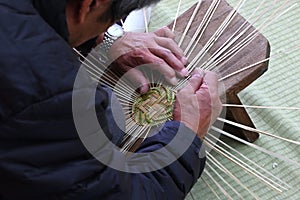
(107, 26), (188, 94)
(173, 70), (222, 140)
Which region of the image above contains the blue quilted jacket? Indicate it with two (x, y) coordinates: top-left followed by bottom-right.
(0, 0), (206, 199)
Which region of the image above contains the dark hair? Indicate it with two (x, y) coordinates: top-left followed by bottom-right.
(110, 0), (160, 21)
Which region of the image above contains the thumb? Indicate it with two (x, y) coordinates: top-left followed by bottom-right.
(187, 72), (204, 93)
(123, 68), (149, 94)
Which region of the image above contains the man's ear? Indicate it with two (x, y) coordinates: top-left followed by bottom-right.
(78, 0), (94, 23)
(78, 0), (108, 23)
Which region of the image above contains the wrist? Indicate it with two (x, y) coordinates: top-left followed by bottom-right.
(98, 23), (124, 54)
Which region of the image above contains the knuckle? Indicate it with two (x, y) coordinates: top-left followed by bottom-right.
(160, 49), (172, 58)
(153, 57), (165, 65)
(165, 37), (174, 44)
(161, 26), (170, 34)
(160, 38), (173, 46)
(162, 26), (169, 31)
(132, 49), (147, 57)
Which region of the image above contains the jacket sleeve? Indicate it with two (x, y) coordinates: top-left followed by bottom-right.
(0, 84), (205, 200)
(131, 121), (206, 200)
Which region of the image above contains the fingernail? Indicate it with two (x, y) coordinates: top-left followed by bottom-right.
(180, 68), (189, 77)
(192, 73), (202, 78)
(169, 77), (178, 85)
(181, 57), (188, 65)
(139, 85), (149, 95)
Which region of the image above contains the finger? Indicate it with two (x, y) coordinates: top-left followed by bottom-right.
(153, 26), (176, 39)
(187, 73), (204, 93)
(130, 49), (179, 86)
(149, 47), (189, 77)
(148, 62), (178, 86)
(191, 68), (205, 77)
(154, 36), (187, 65)
(203, 71), (218, 85)
(122, 67), (150, 94)
(202, 71), (219, 96)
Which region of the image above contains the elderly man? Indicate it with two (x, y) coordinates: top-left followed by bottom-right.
(0, 0), (222, 199)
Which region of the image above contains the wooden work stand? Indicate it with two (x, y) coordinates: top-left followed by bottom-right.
(169, 0), (270, 142)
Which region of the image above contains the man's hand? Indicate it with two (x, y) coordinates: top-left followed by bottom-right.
(108, 26), (189, 94)
(173, 70), (222, 140)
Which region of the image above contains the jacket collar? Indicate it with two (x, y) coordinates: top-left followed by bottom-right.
(32, 0), (69, 42)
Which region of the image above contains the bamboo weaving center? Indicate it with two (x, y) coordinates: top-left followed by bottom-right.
(132, 85), (175, 126)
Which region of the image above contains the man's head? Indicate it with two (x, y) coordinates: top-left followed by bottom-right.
(66, 0), (159, 47)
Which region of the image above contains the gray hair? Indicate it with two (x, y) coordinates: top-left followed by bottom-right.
(110, 0), (160, 21)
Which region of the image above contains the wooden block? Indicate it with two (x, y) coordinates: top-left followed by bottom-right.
(168, 0), (270, 142)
